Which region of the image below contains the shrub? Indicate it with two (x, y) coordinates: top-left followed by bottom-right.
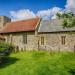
(0, 43), (13, 63)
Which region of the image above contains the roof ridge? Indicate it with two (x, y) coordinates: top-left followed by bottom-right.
(1, 17), (40, 33)
(7, 17), (39, 24)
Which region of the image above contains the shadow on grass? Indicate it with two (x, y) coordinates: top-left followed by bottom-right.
(64, 65), (75, 75)
(0, 57), (19, 69)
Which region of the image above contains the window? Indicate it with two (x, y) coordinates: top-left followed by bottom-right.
(23, 34), (27, 44)
(41, 36), (44, 45)
(61, 36), (66, 45)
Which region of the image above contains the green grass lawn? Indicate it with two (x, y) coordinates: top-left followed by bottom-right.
(0, 51), (75, 75)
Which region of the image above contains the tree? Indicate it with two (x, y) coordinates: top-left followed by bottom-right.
(62, 19), (68, 28)
(56, 12), (75, 28)
(56, 12), (62, 19)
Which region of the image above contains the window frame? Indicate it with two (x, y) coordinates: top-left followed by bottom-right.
(23, 33), (27, 44)
(41, 36), (44, 45)
(61, 36), (66, 45)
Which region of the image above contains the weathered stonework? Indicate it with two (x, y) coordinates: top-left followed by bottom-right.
(0, 16), (11, 30)
(0, 17), (75, 52)
(4, 32), (38, 51)
(37, 32), (75, 52)
(0, 16), (11, 43)
(3, 31), (75, 52)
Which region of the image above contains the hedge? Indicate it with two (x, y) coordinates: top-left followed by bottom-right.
(0, 43), (13, 63)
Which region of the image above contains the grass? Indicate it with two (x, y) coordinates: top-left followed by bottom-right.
(0, 51), (75, 75)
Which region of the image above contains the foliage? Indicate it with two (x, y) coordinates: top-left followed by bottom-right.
(56, 12), (75, 28)
(0, 43), (13, 63)
(62, 19), (68, 28)
(0, 51), (75, 75)
(56, 12), (62, 19)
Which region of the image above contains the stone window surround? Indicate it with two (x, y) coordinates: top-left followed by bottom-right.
(23, 33), (27, 44)
(61, 36), (66, 45)
(41, 36), (44, 45)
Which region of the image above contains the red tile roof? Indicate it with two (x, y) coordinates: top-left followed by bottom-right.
(1, 18), (40, 33)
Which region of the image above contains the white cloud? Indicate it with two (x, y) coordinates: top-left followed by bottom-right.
(65, 0), (75, 13)
(51, 15), (57, 19)
(9, 0), (75, 21)
(10, 9), (36, 21)
(37, 7), (62, 20)
(10, 7), (62, 21)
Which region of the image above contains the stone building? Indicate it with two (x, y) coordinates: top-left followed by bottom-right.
(0, 16), (75, 52)
(0, 18), (40, 51)
(0, 16), (11, 42)
(0, 16), (11, 30)
(38, 20), (75, 52)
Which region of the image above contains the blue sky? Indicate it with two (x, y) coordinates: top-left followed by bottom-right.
(0, 0), (66, 14)
(0, 0), (74, 21)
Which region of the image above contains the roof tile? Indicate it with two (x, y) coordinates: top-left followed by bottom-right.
(1, 18), (40, 33)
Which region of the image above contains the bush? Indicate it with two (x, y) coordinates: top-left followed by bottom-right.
(0, 43), (13, 63)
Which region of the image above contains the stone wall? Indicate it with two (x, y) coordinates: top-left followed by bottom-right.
(4, 32), (38, 51)
(3, 31), (75, 52)
(37, 32), (75, 52)
(0, 16), (11, 30)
